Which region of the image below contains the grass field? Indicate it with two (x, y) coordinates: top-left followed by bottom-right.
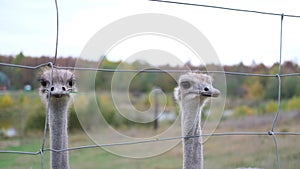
(1, 110), (300, 169)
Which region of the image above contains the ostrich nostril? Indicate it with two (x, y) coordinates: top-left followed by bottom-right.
(62, 86), (66, 91)
(204, 87), (209, 91)
(51, 87), (55, 91)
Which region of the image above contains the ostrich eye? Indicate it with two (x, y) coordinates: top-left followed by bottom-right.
(68, 80), (74, 87)
(40, 80), (48, 87)
(180, 81), (191, 89)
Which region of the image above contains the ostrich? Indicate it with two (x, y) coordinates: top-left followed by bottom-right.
(174, 73), (262, 169)
(39, 68), (76, 169)
(174, 73), (220, 169)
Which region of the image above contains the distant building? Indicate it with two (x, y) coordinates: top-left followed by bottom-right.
(0, 71), (10, 91)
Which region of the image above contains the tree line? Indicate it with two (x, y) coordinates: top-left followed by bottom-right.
(1, 52), (300, 100)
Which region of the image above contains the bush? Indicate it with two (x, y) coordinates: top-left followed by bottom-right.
(0, 94), (13, 108)
(25, 105), (46, 131)
(99, 94), (116, 125)
(287, 97), (300, 111)
(264, 101), (278, 113)
(69, 106), (82, 131)
(26, 105), (82, 131)
(233, 105), (255, 117)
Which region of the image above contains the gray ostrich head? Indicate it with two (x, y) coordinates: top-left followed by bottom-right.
(38, 68), (76, 103)
(174, 72), (220, 102)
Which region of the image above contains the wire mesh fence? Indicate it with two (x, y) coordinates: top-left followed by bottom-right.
(1, 0), (300, 169)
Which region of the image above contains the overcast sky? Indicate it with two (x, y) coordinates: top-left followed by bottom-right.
(1, 0), (300, 66)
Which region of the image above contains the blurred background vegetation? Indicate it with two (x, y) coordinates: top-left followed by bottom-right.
(1, 53), (300, 168)
(1, 52), (300, 132)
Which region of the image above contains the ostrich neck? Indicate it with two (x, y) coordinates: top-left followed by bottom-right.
(180, 99), (204, 169)
(48, 99), (70, 169)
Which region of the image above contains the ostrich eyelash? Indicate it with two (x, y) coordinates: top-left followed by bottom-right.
(68, 80), (74, 87)
(38, 78), (50, 87)
(67, 77), (76, 87)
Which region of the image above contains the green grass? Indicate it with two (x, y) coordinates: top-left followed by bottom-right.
(0, 130), (182, 169)
(68, 148), (181, 169)
(1, 113), (300, 169)
(0, 138), (42, 169)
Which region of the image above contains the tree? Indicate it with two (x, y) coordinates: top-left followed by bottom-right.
(243, 76), (265, 101)
(265, 77), (279, 100)
(245, 80), (265, 100)
(12, 52), (25, 65)
(282, 76), (300, 99)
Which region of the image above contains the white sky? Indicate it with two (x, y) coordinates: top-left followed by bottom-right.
(0, 0), (300, 66)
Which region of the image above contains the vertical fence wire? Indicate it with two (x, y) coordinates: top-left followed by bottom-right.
(52, 0), (59, 65)
(1, 1), (300, 169)
(270, 13), (284, 169)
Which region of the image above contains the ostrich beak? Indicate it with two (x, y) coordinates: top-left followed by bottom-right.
(50, 85), (69, 98)
(200, 87), (220, 97)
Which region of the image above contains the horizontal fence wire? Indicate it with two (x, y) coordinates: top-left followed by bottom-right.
(149, 0), (300, 18)
(1, 1), (300, 169)
(0, 62), (300, 77)
(2, 132), (300, 154)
